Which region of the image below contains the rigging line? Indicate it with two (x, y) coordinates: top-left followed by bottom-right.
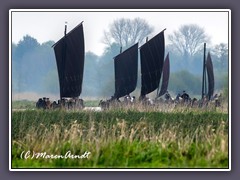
(201, 43), (206, 99)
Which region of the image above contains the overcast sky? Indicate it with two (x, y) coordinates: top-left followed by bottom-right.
(10, 9), (230, 56)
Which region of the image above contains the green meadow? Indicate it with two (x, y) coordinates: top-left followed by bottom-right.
(11, 107), (229, 169)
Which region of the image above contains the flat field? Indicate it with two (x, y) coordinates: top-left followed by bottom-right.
(11, 104), (229, 169)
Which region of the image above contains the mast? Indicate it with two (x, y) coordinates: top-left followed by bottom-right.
(64, 22), (67, 36)
(60, 22), (68, 100)
(201, 43), (206, 99)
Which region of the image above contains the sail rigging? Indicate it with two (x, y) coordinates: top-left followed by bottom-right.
(206, 52), (214, 99)
(158, 53), (170, 97)
(52, 22), (85, 99)
(140, 29), (165, 97)
(114, 43), (138, 99)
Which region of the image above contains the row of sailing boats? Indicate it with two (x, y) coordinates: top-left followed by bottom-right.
(105, 28), (170, 106)
(36, 22), (215, 110)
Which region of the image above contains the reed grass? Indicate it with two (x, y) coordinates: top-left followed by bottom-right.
(11, 109), (229, 168)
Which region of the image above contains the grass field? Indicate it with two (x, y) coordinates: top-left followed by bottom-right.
(11, 107), (229, 169)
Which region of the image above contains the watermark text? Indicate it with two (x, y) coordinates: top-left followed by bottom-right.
(20, 150), (91, 160)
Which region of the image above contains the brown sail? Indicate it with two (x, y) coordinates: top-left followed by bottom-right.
(158, 53), (170, 97)
(206, 52), (214, 99)
(114, 43), (138, 99)
(52, 22), (85, 98)
(140, 29), (165, 97)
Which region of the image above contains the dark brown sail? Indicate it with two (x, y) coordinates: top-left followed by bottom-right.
(206, 52), (214, 99)
(158, 53), (170, 97)
(114, 43), (138, 99)
(53, 22), (85, 98)
(140, 30), (165, 96)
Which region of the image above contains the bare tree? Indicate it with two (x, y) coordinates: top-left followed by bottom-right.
(212, 43), (228, 59)
(212, 43), (228, 69)
(168, 24), (210, 57)
(102, 18), (154, 48)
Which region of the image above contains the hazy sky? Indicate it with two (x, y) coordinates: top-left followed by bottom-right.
(10, 9), (230, 56)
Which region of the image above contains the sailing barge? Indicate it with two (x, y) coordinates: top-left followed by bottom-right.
(99, 29), (170, 108)
(36, 22), (85, 109)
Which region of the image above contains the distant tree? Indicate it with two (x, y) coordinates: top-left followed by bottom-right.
(168, 70), (201, 95)
(41, 41), (55, 47)
(165, 44), (204, 75)
(102, 18), (154, 49)
(96, 43), (119, 97)
(222, 74), (228, 101)
(168, 24), (210, 58)
(102, 42), (120, 57)
(15, 35), (40, 58)
(12, 43), (17, 61)
(82, 52), (100, 97)
(12, 36), (56, 93)
(212, 43), (228, 58)
(43, 69), (59, 94)
(211, 43), (228, 70)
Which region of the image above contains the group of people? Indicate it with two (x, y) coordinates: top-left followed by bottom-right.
(161, 90), (222, 108)
(36, 97), (84, 110)
(99, 90), (222, 110)
(99, 94), (137, 110)
(37, 90), (222, 110)
(36, 97), (51, 109)
(174, 91), (191, 103)
(151, 90), (190, 105)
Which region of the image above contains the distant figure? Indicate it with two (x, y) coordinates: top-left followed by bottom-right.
(213, 93), (218, 99)
(210, 93), (221, 107)
(46, 98), (51, 109)
(124, 95), (130, 103)
(164, 91), (171, 101)
(42, 97), (47, 109)
(124, 94), (136, 105)
(109, 95), (120, 103)
(131, 96), (136, 103)
(50, 101), (58, 109)
(199, 95), (208, 107)
(181, 90), (190, 102)
(78, 98), (85, 109)
(139, 95), (146, 101)
(36, 98), (43, 109)
(60, 98), (66, 109)
(175, 93), (181, 102)
(139, 95), (154, 106)
(191, 98), (198, 107)
(68, 98), (74, 109)
(99, 99), (109, 110)
(36, 97), (50, 109)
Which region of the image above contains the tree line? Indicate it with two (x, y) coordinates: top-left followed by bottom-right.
(12, 18), (228, 99)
